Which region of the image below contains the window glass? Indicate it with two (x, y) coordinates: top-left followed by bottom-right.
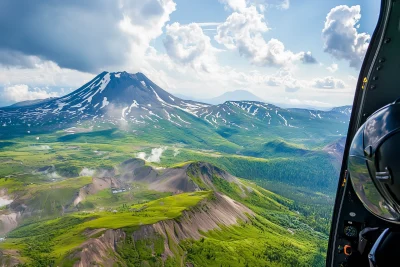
(0, 1), (379, 266)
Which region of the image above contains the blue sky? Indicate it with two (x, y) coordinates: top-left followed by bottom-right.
(0, 0), (380, 108)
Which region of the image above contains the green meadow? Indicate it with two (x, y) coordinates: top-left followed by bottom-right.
(0, 128), (335, 266)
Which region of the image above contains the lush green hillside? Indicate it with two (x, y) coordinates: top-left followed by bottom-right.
(0, 164), (327, 266)
(1, 192), (212, 266)
(182, 219), (326, 267)
(0, 108), (342, 266)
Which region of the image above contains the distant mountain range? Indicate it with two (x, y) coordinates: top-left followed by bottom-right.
(0, 71), (351, 147)
(175, 90), (265, 105)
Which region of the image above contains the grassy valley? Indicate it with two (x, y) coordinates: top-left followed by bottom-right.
(0, 133), (332, 266)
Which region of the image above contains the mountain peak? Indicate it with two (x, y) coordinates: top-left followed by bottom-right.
(134, 71), (146, 78)
(61, 71), (175, 108)
(97, 71), (150, 83)
(202, 90), (265, 105)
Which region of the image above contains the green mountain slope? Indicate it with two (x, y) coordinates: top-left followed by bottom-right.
(0, 161), (326, 266)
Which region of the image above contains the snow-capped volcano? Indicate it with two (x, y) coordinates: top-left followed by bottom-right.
(0, 71), (209, 133)
(51, 71), (209, 117)
(57, 71), (208, 114)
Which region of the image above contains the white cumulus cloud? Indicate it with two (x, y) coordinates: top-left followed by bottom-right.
(0, 60), (93, 90)
(265, 68), (305, 92)
(215, 6), (316, 67)
(219, 0), (247, 11)
(264, 69), (348, 92)
(120, 0), (176, 56)
(275, 0), (289, 9)
(312, 76), (346, 89)
(327, 63), (339, 73)
(3, 84), (59, 102)
(322, 5), (370, 69)
(163, 22), (218, 71)
(219, 0), (289, 11)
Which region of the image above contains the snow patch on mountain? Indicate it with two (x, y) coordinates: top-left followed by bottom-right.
(98, 73), (111, 93)
(121, 106), (129, 119)
(278, 114), (288, 126)
(128, 100), (139, 113)
(100, 97), (109, 109)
